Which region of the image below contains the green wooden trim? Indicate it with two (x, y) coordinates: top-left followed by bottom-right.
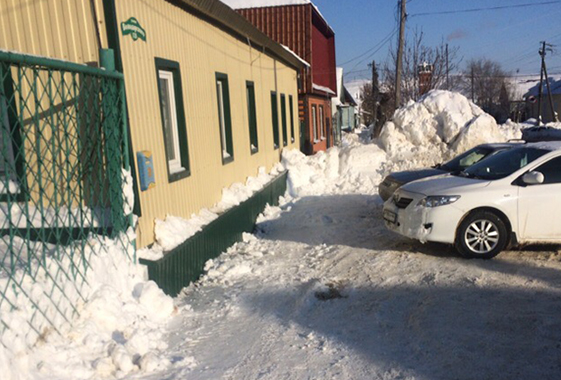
(246, 81), (258, 154)
(216, 72), (234, 164)
(270, 91), (279, 149)
(0, 62), (28, 202)
(102, 0), (142, 217)
(289, 95), (295, 143)
(139, 171), (288, 296)
(155, 58), (191, 183)
(280, 94), (288, 147)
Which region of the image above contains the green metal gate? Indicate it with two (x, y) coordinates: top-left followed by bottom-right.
(0, 50), (133, 348)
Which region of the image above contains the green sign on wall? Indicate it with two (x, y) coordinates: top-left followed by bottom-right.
(121, 17), (146, 42)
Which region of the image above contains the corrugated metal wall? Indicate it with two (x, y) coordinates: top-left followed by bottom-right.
(238, 4), (312, 94)
(116, 0), (300, 247)
(311, 22), (336, 93)
(0, 0), (107, 64)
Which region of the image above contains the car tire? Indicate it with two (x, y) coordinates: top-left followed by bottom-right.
(455, 211), (508, 259)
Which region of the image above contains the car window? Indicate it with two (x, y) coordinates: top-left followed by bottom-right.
(463, 147), (549, 180)
(441, 147), (493, 171)
(533, 156), (561, 184)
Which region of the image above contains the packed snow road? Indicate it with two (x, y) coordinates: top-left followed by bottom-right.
(140, 92), (561, 380)
(139, 191), (561, 380)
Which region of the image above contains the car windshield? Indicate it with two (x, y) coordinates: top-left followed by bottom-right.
(459, 147), (549, 180)
(440, 146), (495, 171)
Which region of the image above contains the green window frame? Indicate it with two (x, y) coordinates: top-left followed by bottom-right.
(270, 91), (279, 149)
(289, 95), (295, 143)
(0, 63), (26, 201)
(216, 73), (233, 164)
(280, 94), (288, 147)
(155, 58), (190, 182)
(246, 81), (258, 154)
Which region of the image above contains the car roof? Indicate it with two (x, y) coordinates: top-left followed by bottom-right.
(476, 142), (524, 149)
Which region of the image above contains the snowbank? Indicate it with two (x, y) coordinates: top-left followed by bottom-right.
(282, 90), (523, 199)
(1, 230), (176, 380)
(379, 91), (521, 171)
(139, 165), (285, 260)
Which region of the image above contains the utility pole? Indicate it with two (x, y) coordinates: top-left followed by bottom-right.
(538, 41), (559, 124)
(395, 0), (406, 109)
(370, 60), (381, 137)
(538, 42), (546, 125)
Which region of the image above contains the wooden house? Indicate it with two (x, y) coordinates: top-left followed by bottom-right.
(222, 0), (337, 154)
(1, 0), (305, 249)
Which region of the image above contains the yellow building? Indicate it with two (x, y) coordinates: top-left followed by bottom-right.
(1, 0), (303, 248)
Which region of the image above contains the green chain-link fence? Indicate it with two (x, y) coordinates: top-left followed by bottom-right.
(0, 50), (134, 348)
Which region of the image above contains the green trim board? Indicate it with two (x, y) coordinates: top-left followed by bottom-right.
(280, 94), (288, 147)
(246, 81), (258, 154)
(270, 91), (279, 149)
(215, 72), (233, 164)
(155, 57), (191, 183)
(139, 171), (288, 296)
(289, 95), (295, 143)
(102, 0), (142, 218)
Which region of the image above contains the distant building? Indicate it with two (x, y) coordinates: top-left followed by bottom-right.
(222, 0), (337, 154)
(524, 77), (561, 123)
(418, 63), (433, 96)
(332, 68), (358, 143)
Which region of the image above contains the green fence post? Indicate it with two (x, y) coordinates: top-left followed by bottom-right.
(100, 49), (124, 236)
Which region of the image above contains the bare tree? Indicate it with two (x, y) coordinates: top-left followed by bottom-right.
(461, 58), (514, 121)
(382, 28), (462, 110)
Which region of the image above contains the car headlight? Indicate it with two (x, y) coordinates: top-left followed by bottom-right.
(418, 195), (460, 208)
(382, 177), (402, 189)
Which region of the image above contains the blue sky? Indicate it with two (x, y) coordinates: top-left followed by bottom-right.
(312, 0), (561, 82)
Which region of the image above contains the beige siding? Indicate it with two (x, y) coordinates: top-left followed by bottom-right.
(0, 0), (107, 64)
(116, 0), (300, 247)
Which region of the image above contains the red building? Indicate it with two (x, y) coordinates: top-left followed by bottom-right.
(224, 0), (337, 154)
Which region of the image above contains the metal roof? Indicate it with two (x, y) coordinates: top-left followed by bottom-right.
(169, 0), (307, 70)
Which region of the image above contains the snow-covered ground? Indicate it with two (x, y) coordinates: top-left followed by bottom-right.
(4, 91), (561, 380)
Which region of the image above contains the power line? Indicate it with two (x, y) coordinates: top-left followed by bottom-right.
(339, 27), (397, 66)
(343, 28), (398, 77)
(410, 1), (561, 17)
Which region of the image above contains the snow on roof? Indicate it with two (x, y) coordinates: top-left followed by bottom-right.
(345, 79), (369, 107)
(221, 0), (310, 7)
(313, 83), (336, 96)
(281, 44), (310, 67)
(523, 76), (561, 98)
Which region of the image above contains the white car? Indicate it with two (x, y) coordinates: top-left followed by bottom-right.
(383, 141), (561, 259)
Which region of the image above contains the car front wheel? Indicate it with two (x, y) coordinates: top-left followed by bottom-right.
(455, 211), (508, 259)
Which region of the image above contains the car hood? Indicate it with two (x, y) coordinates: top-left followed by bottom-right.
(389, 168), (447, 184)
(400, 174), (490, 196)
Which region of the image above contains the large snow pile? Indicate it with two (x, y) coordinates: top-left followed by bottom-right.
(379, 90), (521, 171)
(283, 90), (523, 198)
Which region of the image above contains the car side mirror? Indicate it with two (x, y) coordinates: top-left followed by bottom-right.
(522, 171), (544, 185)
